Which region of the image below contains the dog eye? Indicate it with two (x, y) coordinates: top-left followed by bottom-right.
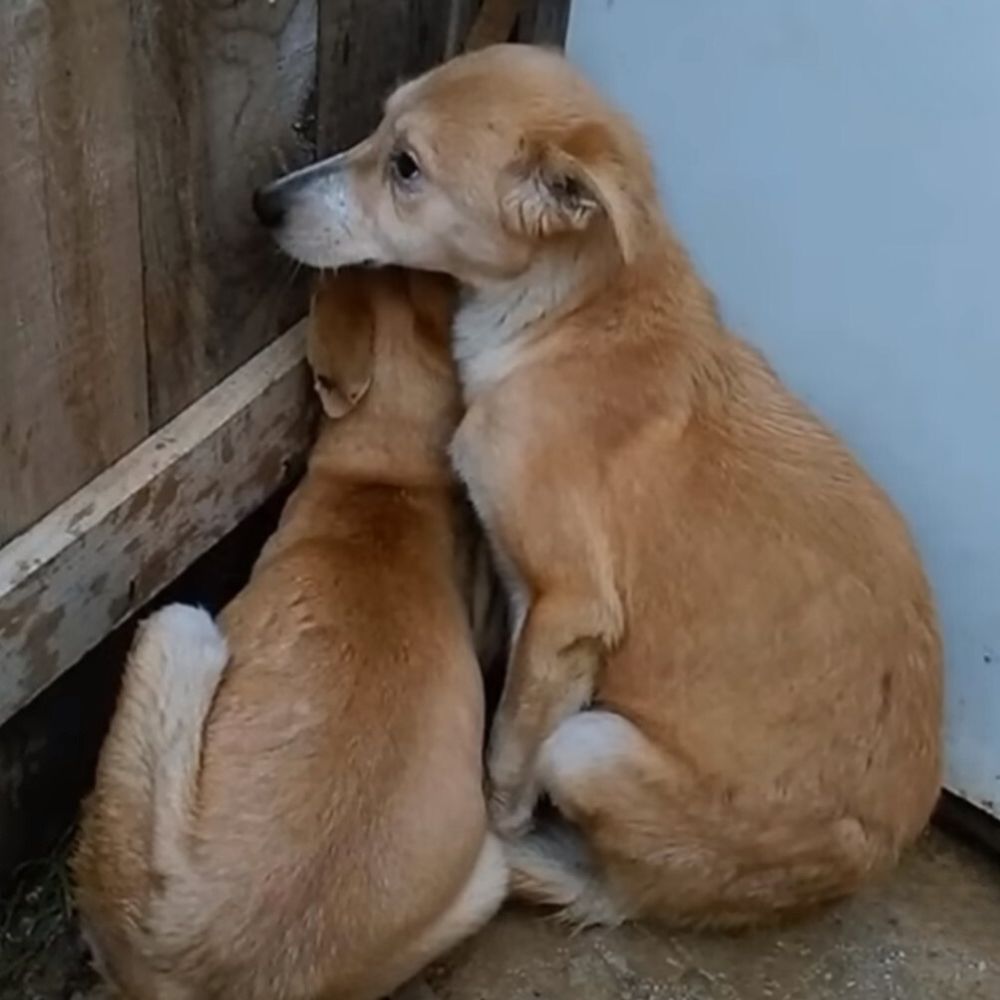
(390, 149), (421, 185)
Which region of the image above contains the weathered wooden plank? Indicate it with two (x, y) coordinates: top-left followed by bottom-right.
(516, 0), (571, 47)
(0, 488), (291, 879)
(0, 0), (148, 545)
(0, 324), (313, 725)
(316, 0), (568, 157)
(131, 0), (318, 426)
(317, 0), (452, 155)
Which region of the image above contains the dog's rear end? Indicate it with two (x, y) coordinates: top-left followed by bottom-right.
(73, 605), (228, 997)
(74, 268), (506, 999)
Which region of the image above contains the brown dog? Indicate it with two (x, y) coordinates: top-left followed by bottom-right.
(73, 268), (506, 998)
(255, 44), (943, 929)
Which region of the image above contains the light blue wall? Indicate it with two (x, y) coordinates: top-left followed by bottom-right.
(569, 0), (1000, 814)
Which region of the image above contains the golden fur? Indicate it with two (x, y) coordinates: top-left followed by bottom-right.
(73, 268), (506, 999)
(259, 44), (943, 929)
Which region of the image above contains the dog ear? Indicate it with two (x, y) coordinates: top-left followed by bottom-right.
(307, 272), (375, 418)
(499, 123), (640, 263)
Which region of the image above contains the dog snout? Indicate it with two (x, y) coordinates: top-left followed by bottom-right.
(253, 148), (380, 268)
(253, 183), (288, 229)
(254, 151), (356, 230)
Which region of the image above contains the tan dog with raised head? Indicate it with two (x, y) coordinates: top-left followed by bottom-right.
(255, 44), (943, 929)
(73, 268), (506, 998)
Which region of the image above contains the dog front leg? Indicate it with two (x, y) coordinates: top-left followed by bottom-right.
(487, 595), (609, 837)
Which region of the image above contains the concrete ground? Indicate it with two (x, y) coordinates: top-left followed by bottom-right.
(4, 828), (997, 999)
(411, 829), (999, 1000)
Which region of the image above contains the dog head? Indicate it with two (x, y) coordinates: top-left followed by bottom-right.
(256, 45), (659, 287)
(307, 267), (458, 426)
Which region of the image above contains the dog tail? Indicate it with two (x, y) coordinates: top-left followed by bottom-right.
(136, 604), (228, 874)
(103, 603), (228, 874)
(505, 821), (627, 929)
(72, 604), (227, 988)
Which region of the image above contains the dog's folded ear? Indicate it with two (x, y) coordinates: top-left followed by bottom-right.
(498, 122), (643, 264)
(307, 271), (376, 418)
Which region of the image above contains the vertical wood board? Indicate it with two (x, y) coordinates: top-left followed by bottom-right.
(318, 0), (571, 157)
(0, 0), (148, 545)
(317, 0), (453, 155)
(131, 0), (318, 426)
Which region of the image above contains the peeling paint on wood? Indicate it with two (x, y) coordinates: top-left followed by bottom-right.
(0, 324), (312, 725)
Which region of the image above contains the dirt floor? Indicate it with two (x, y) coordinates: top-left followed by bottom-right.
(2, 827), (997, 1000)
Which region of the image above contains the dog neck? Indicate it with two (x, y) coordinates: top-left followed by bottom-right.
(452, 236), (623, 399)
(308, 406), (455, 490)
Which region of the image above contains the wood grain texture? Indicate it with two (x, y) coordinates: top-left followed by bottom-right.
(0, 0), (147, 545)
(0, 0), (572, 714)
(131, 0), (318, 426)
(0, 323), (312, 725)
(317, 0), (452, 155)
(317, 0), (568, 157)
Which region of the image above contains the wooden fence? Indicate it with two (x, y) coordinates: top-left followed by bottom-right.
(0, 0), (570, 725)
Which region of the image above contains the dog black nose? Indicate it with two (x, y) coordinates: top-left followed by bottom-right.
(252, 184), (286, 229)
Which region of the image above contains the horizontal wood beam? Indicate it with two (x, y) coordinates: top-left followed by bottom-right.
(0, 323), (313, 725)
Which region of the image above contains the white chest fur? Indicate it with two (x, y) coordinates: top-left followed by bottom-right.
(450, 407), (530, 650)
(452, 253), (581, 398)
(452, 291), (530, 397)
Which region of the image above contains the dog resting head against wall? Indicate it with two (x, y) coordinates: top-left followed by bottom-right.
(256, 44), (943, 930)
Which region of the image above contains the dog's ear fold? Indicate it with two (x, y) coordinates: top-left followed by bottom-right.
(307, 272), (375, 419)
(499, 123), (640, 263)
